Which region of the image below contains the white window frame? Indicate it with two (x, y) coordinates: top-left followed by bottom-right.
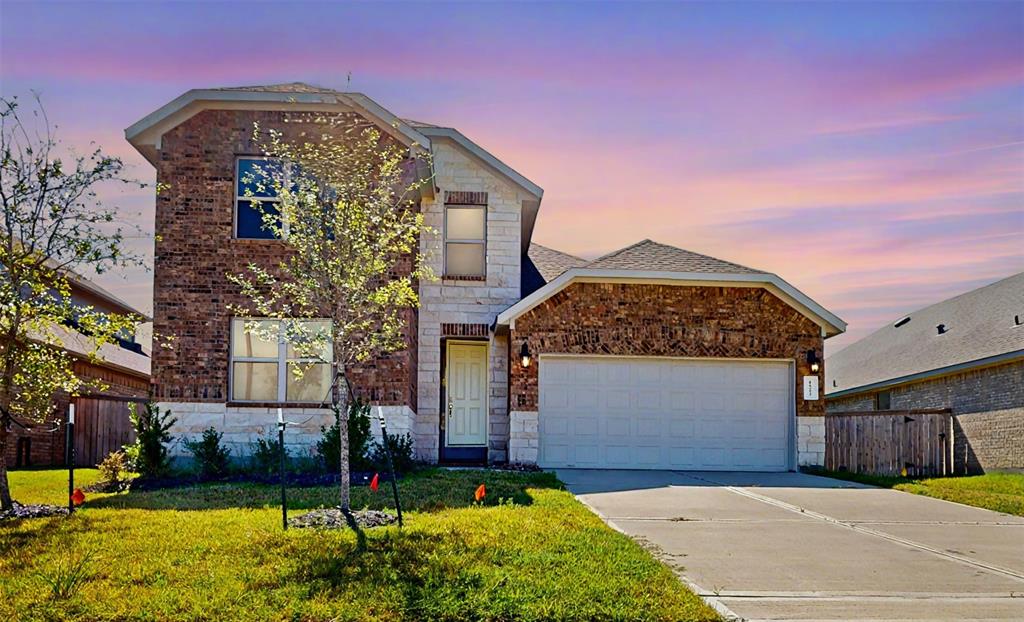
(443, 204), (487, 277)
(229, 318), (333, 403)
(234, 156), (285, 240)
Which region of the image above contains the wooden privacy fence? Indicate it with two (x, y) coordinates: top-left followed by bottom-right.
(825, 410), (953, 477)
(71, 395), (148, 467)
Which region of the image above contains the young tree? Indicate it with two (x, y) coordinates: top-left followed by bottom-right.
(228, 114), (433, 510)
(0, 96), (143, 510)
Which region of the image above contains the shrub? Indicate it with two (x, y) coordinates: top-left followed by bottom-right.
(183, 427), (231, 479)
(251, 434), (288, 476)
(370, 432), (416, 474)
(95, 451), (132, 491)
(124, 402), (176, 478)
(316, 398), (374, 472)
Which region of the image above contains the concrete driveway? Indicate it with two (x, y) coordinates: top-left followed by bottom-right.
(558, 469), (1024, 621)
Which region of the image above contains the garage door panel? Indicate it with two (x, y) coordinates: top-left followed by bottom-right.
(539, 357), (792, 471)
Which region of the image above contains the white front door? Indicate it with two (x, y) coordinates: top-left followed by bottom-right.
(446, 342), (488, 446)
(539, 356), (792, 471)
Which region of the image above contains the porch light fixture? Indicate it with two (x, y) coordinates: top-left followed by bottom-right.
(807, 350), (820, 374)
(520, 342), (532, 368)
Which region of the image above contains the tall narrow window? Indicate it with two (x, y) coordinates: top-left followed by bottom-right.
(235, 157), (283, 239)
(875, 390), (891, 411)
(445, 205), (486, 277)
(230, 318), (333, 403)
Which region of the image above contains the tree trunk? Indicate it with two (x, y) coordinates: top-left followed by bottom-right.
(0, 422), (12, 511)
(335, 370), (351, 511)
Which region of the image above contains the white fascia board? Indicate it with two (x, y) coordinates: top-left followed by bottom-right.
(496, 269), (847, 336)
(125, 89), (430, 157)
(416, 127), (543, 200)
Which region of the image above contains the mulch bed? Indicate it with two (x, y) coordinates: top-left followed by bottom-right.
(288, 508), (398, 529)
(0, 501), (69, 521)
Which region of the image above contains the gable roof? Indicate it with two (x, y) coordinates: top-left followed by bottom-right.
(499, 239), (846, 336)
(528, 243), (588, 282)
(587, 239), (759, 274)
(826, 271), (1024, 397)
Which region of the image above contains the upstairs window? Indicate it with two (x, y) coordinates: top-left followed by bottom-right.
(875, 390), (891, 411)
(235, 157), (284, 239)
(230, 318), (333, 403)
(444, 204), (486, 277)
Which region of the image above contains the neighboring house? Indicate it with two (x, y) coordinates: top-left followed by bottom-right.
(826, 272), (1024, 473)
(126, 82), (845, 471)
(5, 270), (151, 467)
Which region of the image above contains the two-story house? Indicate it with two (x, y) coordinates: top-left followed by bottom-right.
(127, 83), (846, 471)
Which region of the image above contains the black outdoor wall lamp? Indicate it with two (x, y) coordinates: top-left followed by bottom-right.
(807, 350), (820, 373)
(520, 342), (532, 368)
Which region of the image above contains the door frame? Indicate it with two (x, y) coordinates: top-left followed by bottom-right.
(440, 338), (490, 463)
(537, 353), (797, 472)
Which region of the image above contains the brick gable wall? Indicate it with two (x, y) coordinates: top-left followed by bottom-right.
(151, 109), (417, 409)
(509, 282), (825, 415)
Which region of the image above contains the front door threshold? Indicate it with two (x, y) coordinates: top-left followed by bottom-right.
(440, 445), (488, 464)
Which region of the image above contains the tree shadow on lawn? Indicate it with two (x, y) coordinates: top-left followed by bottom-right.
(82, 468), (562, 513)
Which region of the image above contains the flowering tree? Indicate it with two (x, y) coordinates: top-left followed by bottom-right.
(228, 115), (433, 510)
(0, 96), (142, 511)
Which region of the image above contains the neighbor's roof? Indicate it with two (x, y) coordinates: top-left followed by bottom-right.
(586, 239), (759, 274)
(826, 271), (1024, 398)
(500, 239), (847, 336)
(528, 243), (588, 282)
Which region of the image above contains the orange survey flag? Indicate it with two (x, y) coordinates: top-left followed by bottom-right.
(475, 483), (486, 502)
(370, 473), (380, 492)
(71, 488), (85, 506)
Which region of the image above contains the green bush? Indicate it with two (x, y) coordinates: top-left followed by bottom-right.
(371, 432), (416, 474)
(183, 427), (231, 479)
(316, 398), (374, 472)
(95, 451), (132, 491)
(124, 402), (176, 478)
(250, 434), (288, 476)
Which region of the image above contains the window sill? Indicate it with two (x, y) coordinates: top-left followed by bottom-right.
(442, 275), (487, 282)
(226, 401), (334, 409)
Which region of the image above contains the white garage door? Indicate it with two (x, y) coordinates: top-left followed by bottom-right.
(539, 356), (792, 471)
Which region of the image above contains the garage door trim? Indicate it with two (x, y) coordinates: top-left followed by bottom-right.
(538, 354), (797, 471)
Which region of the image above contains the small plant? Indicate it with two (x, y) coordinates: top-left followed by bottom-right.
(124, 402), (176, 478)
(95, 451), (132, 491)
(370, 432), (416, 474)
(317, 398), (374, 472)
(251, 434), (288, 476)
(183, 427), (231, 479)
(36, 548), (98, 600)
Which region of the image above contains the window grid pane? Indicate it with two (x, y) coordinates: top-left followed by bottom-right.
(232, 362), (279, 401)
(445, 242), (485, 276)
(446, 207), (485, 240)
(286, 362), (332, 402)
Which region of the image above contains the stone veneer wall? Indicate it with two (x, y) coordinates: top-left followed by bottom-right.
(797, 416), (826, 467)
(415, 141), (526, 463)
(150, 109), (418, 447)
(826, 359), (1024, 472)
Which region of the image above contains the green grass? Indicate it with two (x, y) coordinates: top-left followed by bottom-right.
(1, 468), (718, 621)
(812, 469), (1024, 516)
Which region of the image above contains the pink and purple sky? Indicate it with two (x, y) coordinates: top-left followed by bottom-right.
(2, 1), (1022, 352)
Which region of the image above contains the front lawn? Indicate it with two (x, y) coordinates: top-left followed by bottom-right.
(812, 469), (1024, 516)
(1, 468), (718, 622)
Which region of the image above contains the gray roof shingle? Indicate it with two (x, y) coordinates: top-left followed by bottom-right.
(586, 239), (761, 274)
(826, 272), (1024, 396)
(527, 243), (588, 282)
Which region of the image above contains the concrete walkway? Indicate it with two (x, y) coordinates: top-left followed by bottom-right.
(558, 469), (1024, 621)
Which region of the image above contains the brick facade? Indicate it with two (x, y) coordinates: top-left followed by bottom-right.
(826, 359), (1024, 472)
(509, 282), (824, 414)
(151, 109), (417, 409)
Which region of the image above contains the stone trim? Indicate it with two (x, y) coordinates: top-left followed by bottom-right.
(797, 416), (825, 467)
(444, 190), (488, 206)
(509, 410), (539, 465)
(441, 323), (490, 337)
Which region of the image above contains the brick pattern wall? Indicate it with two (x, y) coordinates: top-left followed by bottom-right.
(151, 109), (417, 409)
(7, 359), (150, 468)
(827, 359), (1024, 472)
(416, 140), (525, 462)
(510, 282), (824, 416)
(441, 323), (490, 337)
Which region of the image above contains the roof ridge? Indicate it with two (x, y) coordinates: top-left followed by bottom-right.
(530, 243), (586, 263)
(586, 238), (654, 266)
(587, 238), (760, 273)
